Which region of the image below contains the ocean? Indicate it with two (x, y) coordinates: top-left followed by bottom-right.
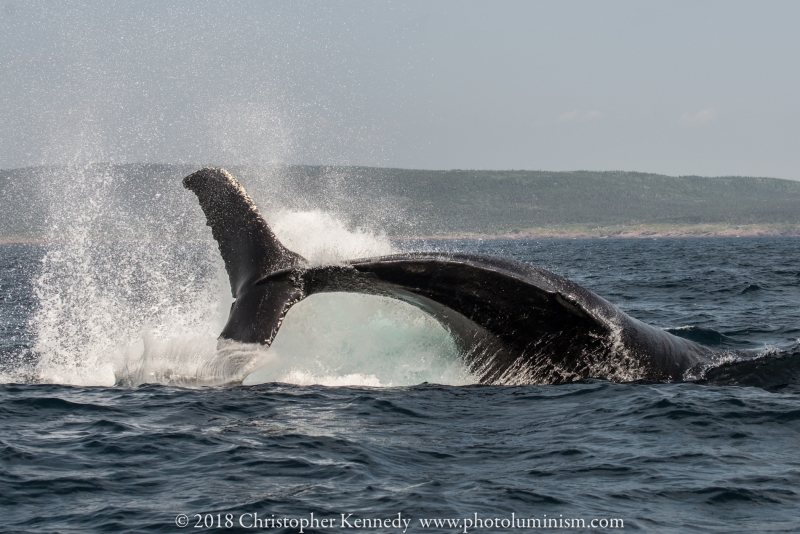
(2, 237), (799, 533)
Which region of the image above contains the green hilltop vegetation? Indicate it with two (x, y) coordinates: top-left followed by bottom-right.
(313, 167), (800, 236)
(1, 164), (800, 241)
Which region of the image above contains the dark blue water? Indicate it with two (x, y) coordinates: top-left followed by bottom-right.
(2, 238), (800, 533)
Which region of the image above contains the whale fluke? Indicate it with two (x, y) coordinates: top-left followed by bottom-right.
(183, 168), (713, 383)
(183, 168), (305, 297)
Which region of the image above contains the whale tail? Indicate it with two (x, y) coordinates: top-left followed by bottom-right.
(183, 167), (710, 381)
(183, 168), (307, 346)
(183, 168), (305, 298)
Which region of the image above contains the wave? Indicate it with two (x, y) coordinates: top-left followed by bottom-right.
(699, 346), (800, 389)
(741, 283), (763, 294)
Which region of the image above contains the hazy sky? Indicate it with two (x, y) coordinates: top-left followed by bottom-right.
(1, 1), (798, 177)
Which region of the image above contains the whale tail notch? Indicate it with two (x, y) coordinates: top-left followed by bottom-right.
(183, 167), (306, 297)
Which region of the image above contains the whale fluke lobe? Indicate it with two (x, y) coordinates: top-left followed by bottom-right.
(183, 167), (713, 383)
(183, 168), (305, 297)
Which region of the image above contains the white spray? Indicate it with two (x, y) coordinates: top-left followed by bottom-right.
(27, 166), (471, 387)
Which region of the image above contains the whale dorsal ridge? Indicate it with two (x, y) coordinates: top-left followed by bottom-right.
(183, 168), (305, 297)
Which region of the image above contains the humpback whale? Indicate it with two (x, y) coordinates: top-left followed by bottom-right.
(184, 167), (713, 385)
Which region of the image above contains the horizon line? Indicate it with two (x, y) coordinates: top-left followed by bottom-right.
(0, 163), (791, 182)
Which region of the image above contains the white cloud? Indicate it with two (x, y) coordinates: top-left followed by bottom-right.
(556, 109), (581, 123)
(583, 109), (602, 121)
(556, 109), (601, 124)
(679, 108), (717, 127)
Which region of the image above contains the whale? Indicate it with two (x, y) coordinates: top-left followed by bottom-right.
(183, 167), (713, 385)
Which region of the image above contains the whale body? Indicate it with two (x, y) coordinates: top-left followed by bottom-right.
(183, 167), (712, 385)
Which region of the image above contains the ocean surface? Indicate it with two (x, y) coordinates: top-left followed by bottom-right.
(2, 237), (800, 533)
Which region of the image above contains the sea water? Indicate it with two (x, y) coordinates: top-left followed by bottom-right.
(1, 236), (800, 532)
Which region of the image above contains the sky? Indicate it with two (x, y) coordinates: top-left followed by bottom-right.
(1, 0), (798, 178)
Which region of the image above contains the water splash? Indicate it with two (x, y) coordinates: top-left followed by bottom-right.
(270, 210), (393, 265)
(26, 165), (467, 387)
(32, 238), (230, 387)
(243, 293), (471, 387)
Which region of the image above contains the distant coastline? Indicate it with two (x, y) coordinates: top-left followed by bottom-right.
(400, 223), (800, 240)
(3, 165), (800, 243)
(5, 224), (800, 246)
